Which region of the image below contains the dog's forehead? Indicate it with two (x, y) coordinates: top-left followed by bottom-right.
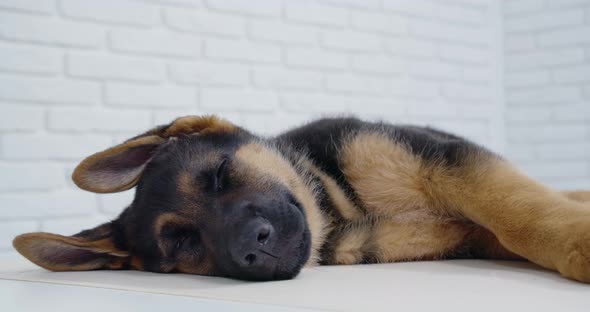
(134, 136), (245, 210)
(141, 135), (240, 180)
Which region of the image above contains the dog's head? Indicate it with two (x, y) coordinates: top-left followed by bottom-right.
(13, 116), (324, 281)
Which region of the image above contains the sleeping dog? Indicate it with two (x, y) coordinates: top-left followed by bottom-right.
(12, 116), (590, 282)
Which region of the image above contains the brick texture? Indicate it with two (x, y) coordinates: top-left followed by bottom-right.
(504, 0), (590, 190)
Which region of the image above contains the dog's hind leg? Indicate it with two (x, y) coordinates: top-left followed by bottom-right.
(429, 156), (590, 283)
(339, 131), (590, 282)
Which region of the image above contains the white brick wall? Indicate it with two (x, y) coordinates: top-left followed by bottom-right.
(0, 0), (503, 255)
(504, 0), (590, 190)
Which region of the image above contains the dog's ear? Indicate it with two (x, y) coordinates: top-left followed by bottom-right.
(12, 223), (129, 271)
(72, 135), (165, 193)
(72, 115), (236, 193)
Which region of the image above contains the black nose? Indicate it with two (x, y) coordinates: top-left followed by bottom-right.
(230, 218), (277, 273)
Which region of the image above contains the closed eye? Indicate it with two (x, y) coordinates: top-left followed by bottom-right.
(175, 236), (188, 250)
(214, 158), (229, 191)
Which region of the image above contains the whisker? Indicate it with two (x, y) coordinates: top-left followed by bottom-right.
(259, 249), (279, 259)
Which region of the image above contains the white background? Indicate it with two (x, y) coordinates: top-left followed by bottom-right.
(0, 0), (588, 256)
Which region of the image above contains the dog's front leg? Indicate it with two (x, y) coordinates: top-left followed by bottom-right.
(432, 157), (590, 283)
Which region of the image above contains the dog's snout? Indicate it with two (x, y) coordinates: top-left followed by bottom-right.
(229, 217), (278, 276)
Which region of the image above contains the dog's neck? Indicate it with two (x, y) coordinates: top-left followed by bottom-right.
(273, 143), (368, 267)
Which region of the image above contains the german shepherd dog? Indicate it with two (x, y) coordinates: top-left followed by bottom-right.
(12, 116), (590, 282)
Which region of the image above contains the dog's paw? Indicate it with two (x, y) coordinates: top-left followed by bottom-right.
(555, 224), (590, 283)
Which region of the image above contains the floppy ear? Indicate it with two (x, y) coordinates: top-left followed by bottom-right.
(73, 135), (165, 193)
(72, 115), (236, 193)
(12, 223), (129, 271)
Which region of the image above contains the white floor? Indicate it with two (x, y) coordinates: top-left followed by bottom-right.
(1, 258), (589, 311)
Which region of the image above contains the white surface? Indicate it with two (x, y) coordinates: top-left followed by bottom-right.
(1, 259), (589, 312)
(0, 280), (311, 312)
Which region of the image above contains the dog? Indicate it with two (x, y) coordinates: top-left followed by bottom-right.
(12, 115), (590, 282)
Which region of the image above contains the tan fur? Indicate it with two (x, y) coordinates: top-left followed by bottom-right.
(335, 131), (521, 265)
(153, 212), (216, 274)
(421, 157), (590, 282)
(332, 224), (371, 264)
(235, 143), (327, 266)
(562, 190), (590, 203)
(372, 217), (470, 262)
(153, 212), (190, 256)
(12, 232), (128, 271)
(340, 133), (432, 217)
(177, 171), (196, 198)
(133, 115), (236, 140)
(129, 256), (144, 270)
(306, 161), (363, 221)
(163, 115), (236, 137)
(175, 254), (213, 275)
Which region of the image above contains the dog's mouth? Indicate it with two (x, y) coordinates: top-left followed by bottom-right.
(264, 196), (312, 280)
(269, 198), (311, 280)
(270, 228), (311, 280)
(237, 230), (310, 281)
